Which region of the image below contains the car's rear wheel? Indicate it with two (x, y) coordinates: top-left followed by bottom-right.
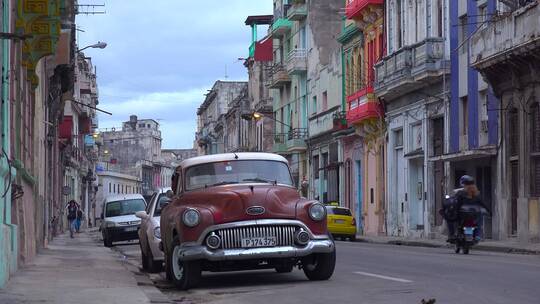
(166, 236), (201, 290)
(302, 248), (336, 281)
(146, 244), (162, 273)
(349, 234), (356, 242)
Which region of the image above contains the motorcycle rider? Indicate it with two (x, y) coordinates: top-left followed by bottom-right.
(449, 175), (491, 241)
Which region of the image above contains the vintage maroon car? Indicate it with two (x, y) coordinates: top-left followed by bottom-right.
(160, 152), (335, 289)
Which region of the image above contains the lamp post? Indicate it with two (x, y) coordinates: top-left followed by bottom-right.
(252, 111), (291, 129)
(77, 41), (107, 53)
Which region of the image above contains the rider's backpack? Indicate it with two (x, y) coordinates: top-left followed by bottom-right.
(440, 192), (460, 222)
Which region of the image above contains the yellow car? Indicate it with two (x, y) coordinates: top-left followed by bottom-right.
(326, 206), (357, 241)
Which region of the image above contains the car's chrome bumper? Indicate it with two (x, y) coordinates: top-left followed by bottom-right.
(176, 239), (335, 262)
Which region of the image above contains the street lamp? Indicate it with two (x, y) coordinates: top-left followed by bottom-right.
(252, 111), (291, 128)
(77, 41), (107, 53)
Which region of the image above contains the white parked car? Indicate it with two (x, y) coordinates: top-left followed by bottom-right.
(136, 188), (172, 272)
(100, 194), (147, 247)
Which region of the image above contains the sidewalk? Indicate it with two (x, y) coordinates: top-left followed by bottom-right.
(0, 230), (170, 304)
(355, 234), (540, 254)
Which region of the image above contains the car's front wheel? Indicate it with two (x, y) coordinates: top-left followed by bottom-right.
(302, 249), (336, 281)
(166, 236), (201, 290)
(103, 233), (112, 247)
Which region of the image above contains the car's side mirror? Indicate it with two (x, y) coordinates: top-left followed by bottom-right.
(166, 189), (174, 198)
(135, 211), (149, 219)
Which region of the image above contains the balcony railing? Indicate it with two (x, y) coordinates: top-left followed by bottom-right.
(374, 37), (448, 99)
(287, 128), (308, 151)
(272, 133), (288, 153)
(286, 48), (307, 75)
(308, 106), (342, 138)
(268, 65), (291, 88)
(272, 18), (293, 37)
(345, 0), (383, 20)
(287, 1), (307, 21)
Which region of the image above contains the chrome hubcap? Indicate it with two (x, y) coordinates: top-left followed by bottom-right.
(172, 246), (184, 280)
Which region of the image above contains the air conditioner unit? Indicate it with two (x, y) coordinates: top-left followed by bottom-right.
(480, 119), (489, 133)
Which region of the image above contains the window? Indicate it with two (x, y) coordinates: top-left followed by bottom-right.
(509, 108), (519, 157)
(313, 155), (320, 179)
(437, 0), (443, 37)
(530, 103), (540, 196)
(394, 129), (404, 148)
(108, 183), (111, 193)
(459, 15), (468, 54)
(322, 91), (328, 111)
(322, 152), (329, 180)
(479, 5), (488, 30)
(396, 0), (403, 49)
(312, 96), (317, 115)
(105, 199), (146, 217)
(461, 96), (468, 135)
(113, 184), (116, 193)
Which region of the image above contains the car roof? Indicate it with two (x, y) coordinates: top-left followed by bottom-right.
(155, 187), (171, 193)
(104, 194), (145, 203)
(179, 152), (288, 169)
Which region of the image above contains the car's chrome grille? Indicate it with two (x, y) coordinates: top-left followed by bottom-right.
(214, 225), (298, 249)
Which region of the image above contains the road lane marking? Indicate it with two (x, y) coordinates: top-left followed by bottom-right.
(353, 271), (413, 283)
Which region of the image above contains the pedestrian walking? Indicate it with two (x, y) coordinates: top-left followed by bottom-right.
(66, 200), (78, 238)
(76, 208), (83, 233)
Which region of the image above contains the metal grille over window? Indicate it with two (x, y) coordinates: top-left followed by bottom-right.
(213, 225), (298, 249)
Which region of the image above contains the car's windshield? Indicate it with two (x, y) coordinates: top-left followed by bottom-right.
(105, 199), (146, 217)
(153, 194), (169, 217)
(327, 207), (352, 216)
(185, 160), (293, 191)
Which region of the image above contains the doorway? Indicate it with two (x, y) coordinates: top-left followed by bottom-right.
(356, 160), (363, 234)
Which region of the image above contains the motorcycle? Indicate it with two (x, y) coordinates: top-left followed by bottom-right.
(453, 204), (482, 255)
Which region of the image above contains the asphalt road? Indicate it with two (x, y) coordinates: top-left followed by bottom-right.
(114, 240), (540, 304)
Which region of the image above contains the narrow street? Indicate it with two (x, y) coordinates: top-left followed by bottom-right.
(116, 237), (540, 304)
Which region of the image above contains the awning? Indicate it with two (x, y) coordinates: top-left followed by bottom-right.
(428, 146), (497, 162)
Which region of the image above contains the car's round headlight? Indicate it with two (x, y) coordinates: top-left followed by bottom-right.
(309, 203), (326, 221)
(182, 208), (201, 227)
(153, 227), (161, 239)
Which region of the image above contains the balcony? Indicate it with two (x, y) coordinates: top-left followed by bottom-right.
(374, 38), (448, 100)
(272, 133), (288, 153)
(268, 65), (291, 88)
(287, 128), (308, 152)
(286, 48), (307, 75)
(272, 18), (292, 37)
(253, 97), (273, 113)
(346, 93), (383, 125)
(309, 106), (343, 138)
(287, 1), (307, 21)
(345, 0), (383, 29)
(470, 2), (540, 81)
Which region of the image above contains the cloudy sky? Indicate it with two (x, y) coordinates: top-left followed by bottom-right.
(76, 1), (272, 149)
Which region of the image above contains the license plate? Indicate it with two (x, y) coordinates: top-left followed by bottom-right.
(334, 219), (345, 224)
(125, 227), (138, 232)
(241, 237), (277, 248)
(464, 227), (475, 235)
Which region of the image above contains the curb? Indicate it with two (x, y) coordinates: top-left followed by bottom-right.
(87, 230), (173, 303)
(354, 237), (540, 255)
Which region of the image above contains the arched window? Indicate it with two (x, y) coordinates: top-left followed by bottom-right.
(530, 102), (540, 196)
(509, 107), (519, 157)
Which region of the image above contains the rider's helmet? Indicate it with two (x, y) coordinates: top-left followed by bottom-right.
(459, 175), (475, 187)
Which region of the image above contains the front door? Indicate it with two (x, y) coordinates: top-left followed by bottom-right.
(396, 148), (405, 235)
(409, 159), (425, 231)
(356, 160), (363, 234)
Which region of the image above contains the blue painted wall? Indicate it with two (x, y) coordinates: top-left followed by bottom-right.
(450, 0), (499, 151)
(467, 0), (479, 149)
(449, 0), (460, 152)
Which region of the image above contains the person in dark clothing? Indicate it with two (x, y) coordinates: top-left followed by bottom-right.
(76, 209), (83, 233)
(447, 175), (491, 241)
(66, 200), (79, 238)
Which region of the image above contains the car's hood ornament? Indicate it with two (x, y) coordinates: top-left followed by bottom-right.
(246, 206), (265, 216)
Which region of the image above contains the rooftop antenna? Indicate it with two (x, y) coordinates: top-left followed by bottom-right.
(224, 64), (228, 80)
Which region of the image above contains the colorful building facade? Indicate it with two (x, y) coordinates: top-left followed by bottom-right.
(343, 0), (386, 236)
